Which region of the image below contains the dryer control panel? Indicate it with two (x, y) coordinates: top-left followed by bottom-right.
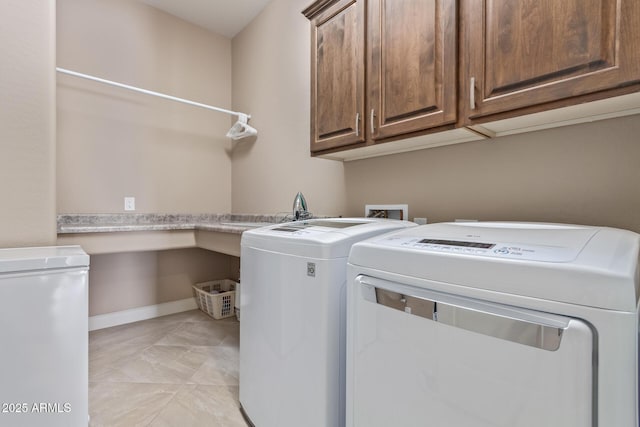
(377, 236), (579, 262)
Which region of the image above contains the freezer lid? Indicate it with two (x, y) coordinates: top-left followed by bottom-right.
(0, 246), (89, 274)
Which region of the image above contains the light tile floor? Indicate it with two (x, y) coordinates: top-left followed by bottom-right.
(88, 310), (248, 427)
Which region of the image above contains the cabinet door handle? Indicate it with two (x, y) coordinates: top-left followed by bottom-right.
(355, 112), (360, 137)
(370, 109), (376, 135)
(470, 77), (476, 110)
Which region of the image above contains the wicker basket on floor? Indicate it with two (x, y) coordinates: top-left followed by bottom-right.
(192, 279), (237, 319)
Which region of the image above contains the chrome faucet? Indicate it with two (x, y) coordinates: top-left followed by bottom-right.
(292, 192), (310, 220)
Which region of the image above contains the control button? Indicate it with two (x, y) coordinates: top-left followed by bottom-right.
(494, 248), (510, 255)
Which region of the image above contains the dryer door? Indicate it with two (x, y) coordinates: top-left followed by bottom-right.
(347, 275), (594, 427)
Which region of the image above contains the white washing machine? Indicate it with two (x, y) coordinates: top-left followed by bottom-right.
(346, 222), (640, 427)
(239, 218), (416, 427)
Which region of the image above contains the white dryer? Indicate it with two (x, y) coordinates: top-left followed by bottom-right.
(346, 222), (639, 427)
(240, 218), (416, 427)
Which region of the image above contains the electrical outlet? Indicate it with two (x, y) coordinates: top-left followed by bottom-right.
(124, 197), (135, 211)
(414, 217), (427, 225)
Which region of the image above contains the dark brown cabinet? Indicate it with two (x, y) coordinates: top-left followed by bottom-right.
(304, 0), (458, 154)
(368, 0), (457, 141)
(461, 0), (640, 123)
(306, 0), (366, 152)
(304, 0), (640, 159)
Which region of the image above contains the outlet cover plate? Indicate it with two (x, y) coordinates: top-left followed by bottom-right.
(124, 197), (135, 211)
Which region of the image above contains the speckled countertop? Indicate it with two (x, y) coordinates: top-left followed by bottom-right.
(57, 213), (294, 235)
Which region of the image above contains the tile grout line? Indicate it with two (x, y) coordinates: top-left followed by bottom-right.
(142, 383), (188, 427)
(89, 310), (243, 425)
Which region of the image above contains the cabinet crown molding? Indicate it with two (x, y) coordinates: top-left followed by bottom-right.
(302, 0), (343, 18)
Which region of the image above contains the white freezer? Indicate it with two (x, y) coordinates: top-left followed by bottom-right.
(0, 246), (89, 427)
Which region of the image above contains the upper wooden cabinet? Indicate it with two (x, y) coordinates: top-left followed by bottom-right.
(306, 0), (366, 152)
(304, 0), (640, 159)
(304, 0), (458, 154)
(461, 0), (640, 123)
(368, 0), (457, 141)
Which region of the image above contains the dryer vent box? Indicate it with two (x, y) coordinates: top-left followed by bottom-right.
(365, 204), (408, 220)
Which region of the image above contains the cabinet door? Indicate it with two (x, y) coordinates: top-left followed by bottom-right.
(368, 0), (457, 141)
(462, 0), (640, 122)
(308, 0), (366, 153)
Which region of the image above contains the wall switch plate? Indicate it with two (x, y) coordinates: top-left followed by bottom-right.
(124, 197), (135, 211)
(414, 217), (427, 225)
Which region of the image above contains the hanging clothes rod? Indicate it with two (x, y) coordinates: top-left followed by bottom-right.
(56, 67), (249, 119)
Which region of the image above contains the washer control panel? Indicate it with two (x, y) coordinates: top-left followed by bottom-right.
(376, 236), (578, 262)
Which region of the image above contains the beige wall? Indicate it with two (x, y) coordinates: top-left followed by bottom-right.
(38, 0), (640, 317)
(0, 0), (57, 247)
(56, 0), (238, 316)
(57, 0), (233, 213)
(89, 249), (240, 316)
(230, 0), (347, 217)
(344, 115), (640, 233)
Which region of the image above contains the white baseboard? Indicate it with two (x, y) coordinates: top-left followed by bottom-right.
(89, 297), (198, 331)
